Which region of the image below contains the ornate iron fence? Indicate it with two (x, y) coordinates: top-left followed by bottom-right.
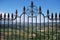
(0, 1), (60, 40)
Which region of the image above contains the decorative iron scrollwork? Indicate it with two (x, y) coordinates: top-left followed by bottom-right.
(26, 1), (38, 16)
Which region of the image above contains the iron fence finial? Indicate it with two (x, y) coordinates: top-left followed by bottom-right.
(47, 10), (49, 14)
(15, 10), (18, 18)
(39, 6), (41, 13)
(11, 13), (13, 20)
(51, 13), (53, 20)
(4, 13), (6, 20)
(12, 13), (13, 18)
(55, 13), (57, 20)
(8, 13), (10, 20)
(59, 13), (60, 20)
(0, 13), (2, 20)
(4, 13), (6, 18)
(16, 10), (18, 15)
(23, 6), (26, 13)
(47, 10), (49, 18)
(31, 1), (34, 8)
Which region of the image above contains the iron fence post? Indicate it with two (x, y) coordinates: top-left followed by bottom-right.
(39, 6), (41, 40)
(47, 10), (49, 40)
(51, 13), (53, 40)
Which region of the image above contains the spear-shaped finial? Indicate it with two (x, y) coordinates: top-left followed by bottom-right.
(4, 13), (6, 20)
(16, 10), (18, 15)
(47, 10), (49, 18)
(39, 6), (41, 13)
(12, 13), (13, 18)
(55, 13), (57, 20)
(59, 13), (60, 20)
(47, 10), (49, 14)
(51, 13), (53, 20)
(23, 6), (25, 12)
(31, 1), (34, 8)
(15, 10), (18, 18)
(23, 6), (26, 14)
(8, 13), (10, 20)
(4, 13), (6, 18)
(0, 13), (2, 20)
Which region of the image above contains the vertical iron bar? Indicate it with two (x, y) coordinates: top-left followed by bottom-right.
(0, 15), (1, 40)
(19, 16), (21, 40)
(47, 10), (49, 40)
(39, 6), (41, 40)
(40, 12), (41, 40)
(44, 16), (45, 40)
(23, 6), (25, 40)
(27, 16), (29, 40)
(51, 13), (53, 40)
(0, 17), (1, 40)
(31, 2), (34, 40)
(15, 10), (18, 40)
(23, 13), (25, 40)
(31, 9), (33, 40)
(8, 13), (10, 40)
(59, 13), (60, 40)
(0, 14), (2, 40)
(4, 13), (6, 40)
(0, 14), (1, 40)
(11, 13), (13, 40)
(55, 13), (57, 40)
(36, 16), (37, 40)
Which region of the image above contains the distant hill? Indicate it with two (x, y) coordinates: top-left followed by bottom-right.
(0, 21), (60, 30)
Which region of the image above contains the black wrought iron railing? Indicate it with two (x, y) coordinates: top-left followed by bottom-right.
(0, 1), (60, 40)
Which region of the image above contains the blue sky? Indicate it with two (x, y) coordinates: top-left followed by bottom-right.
(0, 0), (60, 14)
(0, 0), (60, 23)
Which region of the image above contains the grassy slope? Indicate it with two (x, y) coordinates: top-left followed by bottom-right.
(0, 26), (60, 40)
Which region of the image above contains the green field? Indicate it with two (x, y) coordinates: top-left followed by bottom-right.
(0, 26), (60, 40)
